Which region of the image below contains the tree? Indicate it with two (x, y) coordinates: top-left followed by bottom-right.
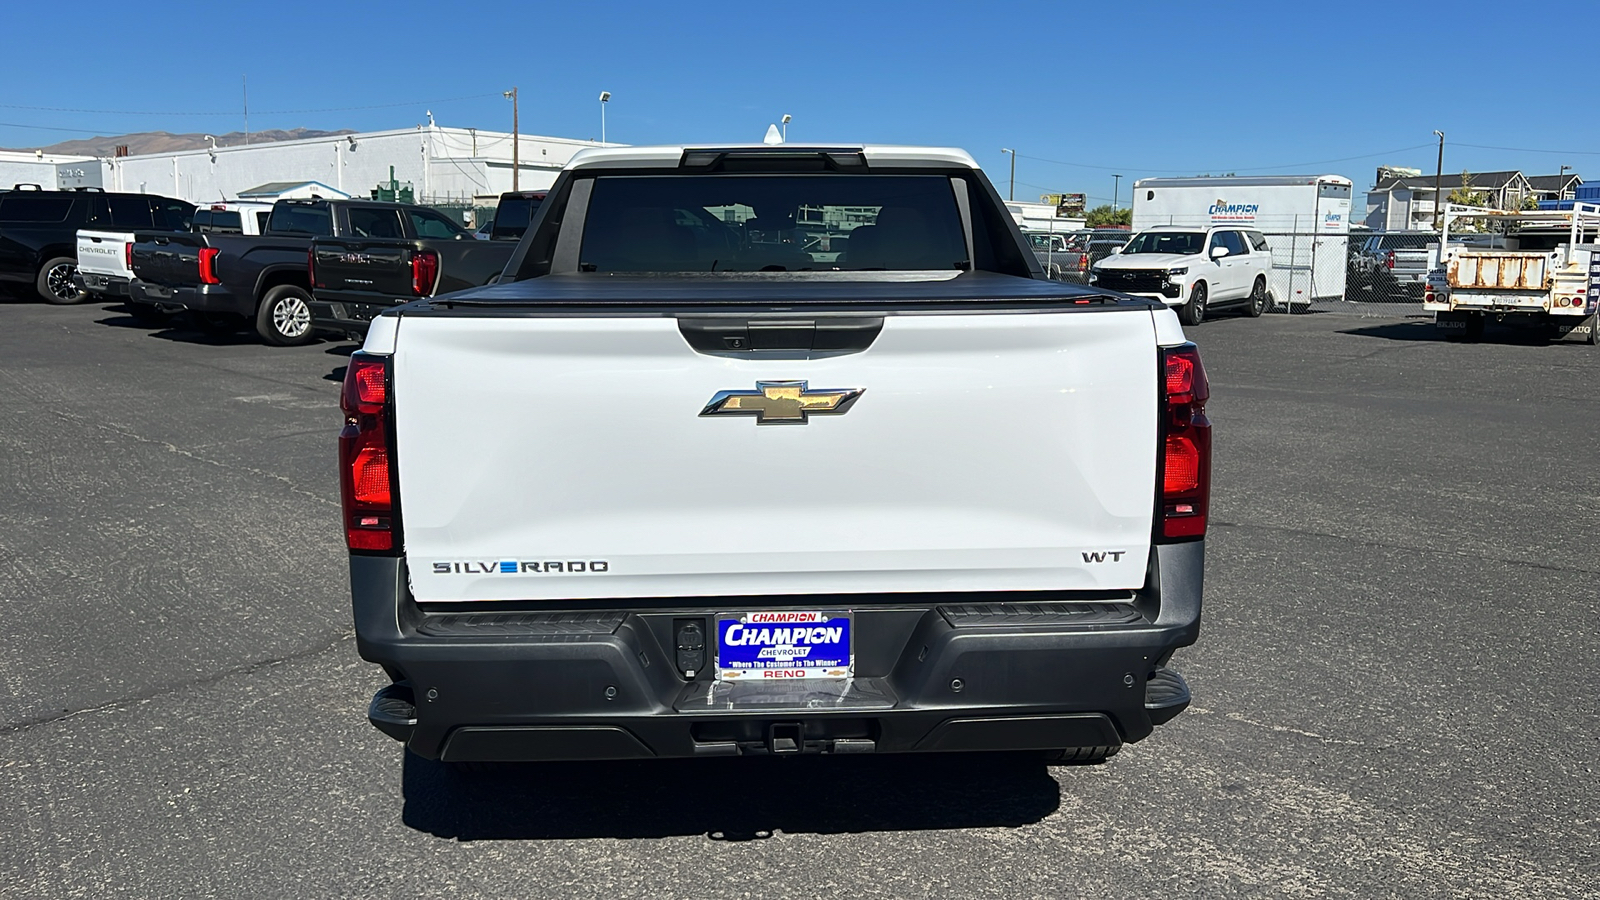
(1446, 170), (1489, 208)
(1085, 204), (1132, 227)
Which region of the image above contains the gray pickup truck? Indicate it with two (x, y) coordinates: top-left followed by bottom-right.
(1354, 232), (1436, 298)
(343, 144), (1209, 767)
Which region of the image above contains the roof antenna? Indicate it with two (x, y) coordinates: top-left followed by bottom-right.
(763, 123), (783, 145)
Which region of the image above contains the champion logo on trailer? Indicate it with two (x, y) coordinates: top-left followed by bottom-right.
(1208, 199), (1260, 222)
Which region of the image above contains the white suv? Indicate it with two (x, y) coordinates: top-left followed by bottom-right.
(1090, 226), (1273, 325)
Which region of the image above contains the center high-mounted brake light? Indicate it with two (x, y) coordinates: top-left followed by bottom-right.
(340, 353), (400, 552)
(198, 247), (221, 285)
(411, 249), (439, 297)
(1157, 343), (1211, 541)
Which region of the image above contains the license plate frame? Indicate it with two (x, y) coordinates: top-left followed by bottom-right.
(715, 611), (853, 682)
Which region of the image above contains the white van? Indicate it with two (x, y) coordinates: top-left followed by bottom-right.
(1132, 175), (1353, 306)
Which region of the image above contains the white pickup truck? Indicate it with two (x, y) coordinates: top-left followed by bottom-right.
(1425, 203), (1599, 344)
(72, 194), (195, 306)
(344, 144), (1209, 765)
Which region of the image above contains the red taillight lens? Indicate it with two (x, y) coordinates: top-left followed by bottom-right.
(1077, 253), (1089, 271)
(1386, 250), (1395, 270)
(411, 249), (439, 297)
(198, 247), (221, 285)
(1159, 344), (1210, 541)
(308, 246), (317, 288)
(340, 354), (398, 552)
(125, 242), (133, 271)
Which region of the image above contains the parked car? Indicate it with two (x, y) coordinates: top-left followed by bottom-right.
(308, 191), (547, 338)
(344, 143), (1207, 766)
(129, 198), (456, 345)
(0, 185), (192, 303)
(1028, 229), (1131, 283)
(1091, 225), (1273, 325)
(1353, 232), (1436, 298)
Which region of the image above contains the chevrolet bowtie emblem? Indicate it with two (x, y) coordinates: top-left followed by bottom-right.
(700, 381), (864, 425)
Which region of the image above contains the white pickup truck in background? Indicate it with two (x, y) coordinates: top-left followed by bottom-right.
(1426, 202), (1599, 344)
(343, 144), (1210, 766)
(73, 194), (194, 308)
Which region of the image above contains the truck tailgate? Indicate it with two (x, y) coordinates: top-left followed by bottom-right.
(131, 233), (207, 287)
(392, 309), (1160, 603)
(312, 239), (414, 298)
(76, 230), (133, 279)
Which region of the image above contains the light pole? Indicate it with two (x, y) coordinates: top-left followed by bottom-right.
(1112, 174), (1122, 210)
(599, 91), (610, 144)
(1559, 164), (1571, 200)
(1433, 130), (1445, 231)
(503, 88), (519, 191)
(781, 114), (791, 142)
(1001, 148), (1015, 201)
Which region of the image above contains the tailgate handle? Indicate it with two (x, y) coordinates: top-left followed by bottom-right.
(678, 317), (883, 358)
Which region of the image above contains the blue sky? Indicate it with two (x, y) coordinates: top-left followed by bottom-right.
(3, 0), (1592, 203)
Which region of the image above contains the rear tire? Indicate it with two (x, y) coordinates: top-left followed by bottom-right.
(1245, 276), (1268, 317)
(37, 257), (87, 304)
(1177, 281), (1207, 326)
(255, 285), (316, 346)
(1042, 745), (1120, 765)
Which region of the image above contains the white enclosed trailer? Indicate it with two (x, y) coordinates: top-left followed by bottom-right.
(1132, 175), (1353, 306)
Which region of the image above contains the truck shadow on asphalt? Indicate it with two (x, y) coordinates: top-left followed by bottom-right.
(1338, 320), (1582, 346)
(400, 751), (1066, 841)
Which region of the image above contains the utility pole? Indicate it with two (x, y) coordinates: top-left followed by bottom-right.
(242, 75), (249, 145)
(1559, 164), (1571, 200)
(504, 88), (519, 191)
(1433, 130), (1445, 231)
(599, 91), (610, 144)
(1113, 174), (1123, 210)
(1001, 148), (1015, 201)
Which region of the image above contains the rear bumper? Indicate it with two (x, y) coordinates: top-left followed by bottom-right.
(351, 542), (1204, 761)
(75, 273), (130, 296)
(129, 281), (247, 315)
(308, 297), (393, 336)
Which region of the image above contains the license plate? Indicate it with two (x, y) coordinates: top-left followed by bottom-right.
(715, 611), (852, 681)
(85, 275), (108, 288)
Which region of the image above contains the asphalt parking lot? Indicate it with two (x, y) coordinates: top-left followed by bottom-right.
(1, 297), (1596, 899)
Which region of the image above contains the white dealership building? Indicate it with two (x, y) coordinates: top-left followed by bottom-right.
(20, 126), (605, 207)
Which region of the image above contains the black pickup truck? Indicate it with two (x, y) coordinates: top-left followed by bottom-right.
(130, 198), (466, 345)
(309, 190), (544, 338)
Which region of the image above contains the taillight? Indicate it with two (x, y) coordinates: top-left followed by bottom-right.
(124, 242), (133, 271)
(340, 353), (399, 552)
(1077, 252), (1090, 272)
(308, 246), (317, 288)
(1386, 250), (1395, 270)
(411, 249), (439, 297)
(198, 247), (221, 285)
(1158, 344), (1210, 541)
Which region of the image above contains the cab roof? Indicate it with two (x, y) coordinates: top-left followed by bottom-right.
(564, 144), (980, 171)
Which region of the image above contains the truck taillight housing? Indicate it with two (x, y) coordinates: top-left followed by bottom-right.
(124, 242), (133, 272)
(198, 247), (221, 285)
(308, 246), (317, 288)
(1158, 343), (1210, 541)
(340, 353), (400, 553)
(1386, 250), (1396, 270)
(1077, 253), (1090, 272)
(411, 249), (439, 297)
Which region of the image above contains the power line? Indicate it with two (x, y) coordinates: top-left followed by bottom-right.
(1453, 141), (1600, 157)
(1017, 143), (1437, 177)
(0, 121), (109, 134)
(0, 93), (499, 117)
